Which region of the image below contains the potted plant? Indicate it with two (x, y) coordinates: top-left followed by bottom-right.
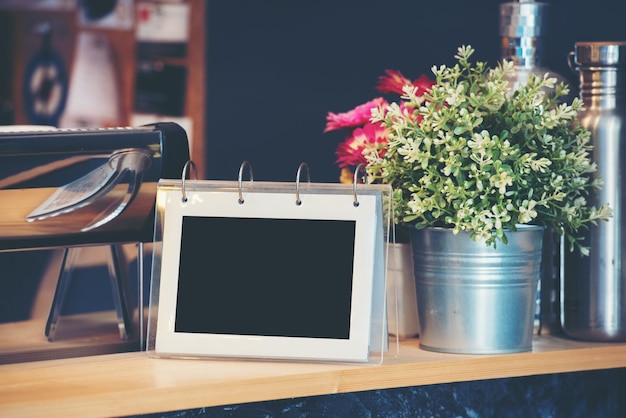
(326, 45), (611, 354)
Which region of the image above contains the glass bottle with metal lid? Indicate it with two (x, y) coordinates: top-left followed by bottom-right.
(499, 0), (569, 335)
(562, 41), (626, 342)
(499, 0), (571, 96)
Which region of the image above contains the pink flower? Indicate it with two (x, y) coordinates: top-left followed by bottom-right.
(324, 97), (388, 132)
(335, 122), (388, 168)
(325, 69), (435, 178)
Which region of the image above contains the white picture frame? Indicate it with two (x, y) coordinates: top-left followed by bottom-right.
(149, 181), (386, 363)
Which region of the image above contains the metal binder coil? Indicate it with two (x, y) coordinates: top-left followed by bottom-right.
(295, 162), (310, 206)
(237, 160), (253, 204)
(181, 160), (198, 203)
(352, 164), (368, 207)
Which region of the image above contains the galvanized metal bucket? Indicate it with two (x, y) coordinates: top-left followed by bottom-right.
(410, 225), (544, 354)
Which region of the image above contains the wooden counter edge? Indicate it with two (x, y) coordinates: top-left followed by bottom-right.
(0, 337), (625, 417)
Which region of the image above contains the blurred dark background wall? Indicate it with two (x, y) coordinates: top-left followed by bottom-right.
(204, 0), (626, 183)
(1, 0), (625, 323)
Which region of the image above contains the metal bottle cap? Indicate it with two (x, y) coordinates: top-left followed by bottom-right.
(573, 42), (626, 67)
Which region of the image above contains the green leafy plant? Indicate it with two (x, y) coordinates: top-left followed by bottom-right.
(366, 45), (611, 253)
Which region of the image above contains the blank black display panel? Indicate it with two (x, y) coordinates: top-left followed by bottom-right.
(175, 216), (356, 339)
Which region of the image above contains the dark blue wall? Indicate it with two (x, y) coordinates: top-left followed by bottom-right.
(204, 0), (626, 183)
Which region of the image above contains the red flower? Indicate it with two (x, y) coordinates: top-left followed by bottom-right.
(324, 97), (387, 132)
(414, 74), (436, 95)
(376, 70), (413, 95)
(335, 122), (388, 168)
(376, 70), (435, 96)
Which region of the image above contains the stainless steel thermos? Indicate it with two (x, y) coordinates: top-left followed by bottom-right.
(562, 42), (626, 341)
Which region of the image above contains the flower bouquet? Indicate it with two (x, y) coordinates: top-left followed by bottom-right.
(324, 70), (435, 184)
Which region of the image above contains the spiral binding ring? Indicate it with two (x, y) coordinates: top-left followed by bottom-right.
(295, 162), (310, 206)
(181, 160), (198, 203)
(353, 164), (367, 207)
(237, 160), (254, 204)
